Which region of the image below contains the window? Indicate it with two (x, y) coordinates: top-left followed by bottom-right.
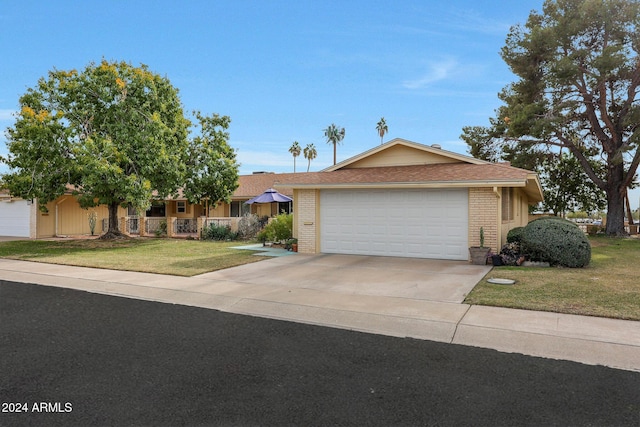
(278, 202), (292, 214)
(502, 188), (513, 221)
(230, 201), (250, 217)
(177, 201), (186, 213)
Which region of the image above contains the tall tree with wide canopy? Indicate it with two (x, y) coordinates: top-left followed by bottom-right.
(181, 111), (239, 210)
(462, 0), (640, 235)
(323, 123), (345, 165)
(1, 60), (237, 238)
(288, 141), (301, 173)
(376, 117), (388, 145)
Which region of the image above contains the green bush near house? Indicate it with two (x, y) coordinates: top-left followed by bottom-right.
(521, 217), (591, 268)
(256, 213), (293, 243)
(506, 226), (525, 244)
(201, 222), (238, 241)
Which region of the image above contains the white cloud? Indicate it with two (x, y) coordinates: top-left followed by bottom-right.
(402, 58), (459, 89)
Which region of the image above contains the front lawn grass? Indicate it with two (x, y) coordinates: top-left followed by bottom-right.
(0, 238), (263, 276)
(465, 236), (640, 321)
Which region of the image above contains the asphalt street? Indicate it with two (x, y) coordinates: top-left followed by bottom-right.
(1, 280), (639, 426)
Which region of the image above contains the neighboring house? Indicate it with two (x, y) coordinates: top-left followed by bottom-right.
(0, 174), (295, 239)
(275, 138), (543, 260)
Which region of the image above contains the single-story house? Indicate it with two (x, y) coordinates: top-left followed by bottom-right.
(1, 138), (543, 262)
(275, 138), (543, 260)
(0, 173), (295, 239)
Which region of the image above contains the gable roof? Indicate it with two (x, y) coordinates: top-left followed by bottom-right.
(323, 138), (488, 171)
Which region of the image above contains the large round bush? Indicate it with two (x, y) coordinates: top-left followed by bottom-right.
(521, 217), (591, 268)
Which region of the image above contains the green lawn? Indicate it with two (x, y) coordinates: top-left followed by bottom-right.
(464, 236), (640, 321)
(0, 238), (263, 276)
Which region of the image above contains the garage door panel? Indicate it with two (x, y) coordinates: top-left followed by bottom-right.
(0, 200), (31, 237)
(320, 188), (468, 260)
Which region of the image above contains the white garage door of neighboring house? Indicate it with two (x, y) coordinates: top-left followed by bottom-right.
(320, 188), (468, 260)
(0, 200), (31, 237)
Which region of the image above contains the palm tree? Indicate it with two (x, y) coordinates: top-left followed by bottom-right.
(323, 123), (345, 165)
(303, 143), (317, 172)
(289, 141), (301, 173)
(376, 117), (388, 145)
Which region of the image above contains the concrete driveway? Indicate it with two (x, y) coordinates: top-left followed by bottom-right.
(197, 253), (491, 304)
(0, 236), (30, 242)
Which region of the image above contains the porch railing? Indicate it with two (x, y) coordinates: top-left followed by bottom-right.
(126, 216), (140, 235)
(175, 218), (197, 234)
(202, 218), (232, 229)
(146, 218), (166, 235)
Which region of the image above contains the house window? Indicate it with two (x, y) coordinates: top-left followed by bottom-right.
(502, 188), (513, 221)
(230, 201), (250, 217)
(177, 201), (186, 214)
(146, 202), (166, 217)
(278, 202), (292, 214)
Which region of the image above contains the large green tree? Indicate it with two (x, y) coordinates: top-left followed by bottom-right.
(462, 0), (640, 235)
(1, 60), (237, 238)
(181, 111), (239, 209)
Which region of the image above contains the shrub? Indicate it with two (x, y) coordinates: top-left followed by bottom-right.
(499, 242), (522, 266)
(256, 213), (292, 243)
(506, 226), (525, 243)
(237, 213), (261, 239)
(520, 217), (591, 268)
(201, 222), (238, 241)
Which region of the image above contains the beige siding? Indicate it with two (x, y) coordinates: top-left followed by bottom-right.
(167, 200), (202, 218)
(294, 189), (318, 254)
(343, 144), (462, 169)
(53, 197), (126, 236)
(500, 188), (531, 245)
(209, 203), (227, 217)
(468, 187), (499, 252)
(35, 201), (56, 238)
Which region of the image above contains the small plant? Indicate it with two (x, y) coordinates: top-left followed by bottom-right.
(201, 222), (238, 241)
(469, 226), (491, 265)
(88, 211), (97, 236)
(154, 220), (167, 237)
(237, 213), (261, 239)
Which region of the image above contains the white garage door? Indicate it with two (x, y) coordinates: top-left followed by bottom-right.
(0, 200), (31, 237)
(320, 188), (468, 260)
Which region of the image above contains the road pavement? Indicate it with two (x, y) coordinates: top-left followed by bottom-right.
(2, 280), (639, 426)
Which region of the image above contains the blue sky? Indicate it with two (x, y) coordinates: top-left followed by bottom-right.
(2, 0), (638, 209)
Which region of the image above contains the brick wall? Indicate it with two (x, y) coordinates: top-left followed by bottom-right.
(295, 189), (318, 254)
(468, 187), (499, 252)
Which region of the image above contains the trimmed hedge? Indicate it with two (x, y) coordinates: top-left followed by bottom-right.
(506, 226), (525, 243)
(520, 217), (591, 268)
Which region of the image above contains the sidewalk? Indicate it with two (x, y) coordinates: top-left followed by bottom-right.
(0, 258), (638, 372)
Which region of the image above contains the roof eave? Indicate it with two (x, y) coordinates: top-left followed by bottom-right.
(275, 179), (531, 190)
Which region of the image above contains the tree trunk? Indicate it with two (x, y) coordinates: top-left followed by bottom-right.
(100, 201), (125, 239)
(604, 162), (627, 236)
